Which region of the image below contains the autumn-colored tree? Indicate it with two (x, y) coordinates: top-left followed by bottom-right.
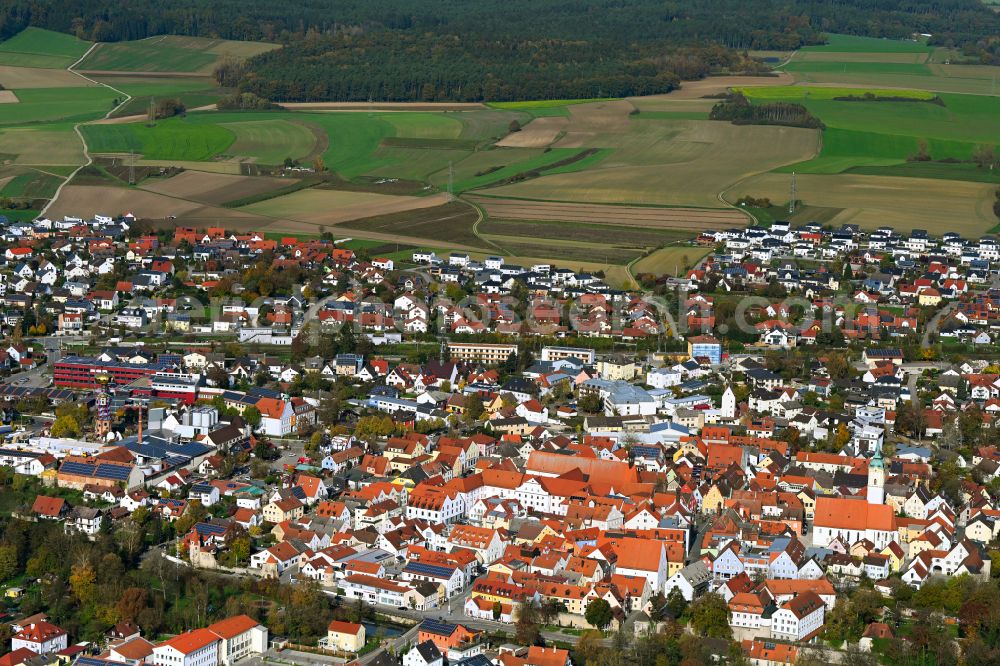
(51, 414), (81, 438)
(116, 587), (149, 623)
(69, 562), (97, 605)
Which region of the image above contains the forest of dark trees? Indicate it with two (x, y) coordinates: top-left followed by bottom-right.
(2, 0), (1000, 101)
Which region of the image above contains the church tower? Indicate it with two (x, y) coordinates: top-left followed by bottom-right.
(867, 441), (886, 505)
(721, 385), (736, 420)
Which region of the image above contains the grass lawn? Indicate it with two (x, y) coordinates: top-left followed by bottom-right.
(0, 27), (92, 69)
(81, 117), (235, 161)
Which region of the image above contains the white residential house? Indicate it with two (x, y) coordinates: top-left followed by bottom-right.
(769, 592), (825, 641)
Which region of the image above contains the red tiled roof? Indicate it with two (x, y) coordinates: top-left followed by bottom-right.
(327, 620), (363, 635)
(207, 614), (258, 639)
(814, 497), (896, 532)
(159, 628), (220, 655)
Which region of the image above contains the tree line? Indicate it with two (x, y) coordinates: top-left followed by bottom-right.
(3, 0), (1000, 101)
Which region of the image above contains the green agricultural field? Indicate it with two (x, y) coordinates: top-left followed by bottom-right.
(740, 87), (1000, 173)
(77, 35), (278, 73)
(0, 27), (91, 69)
(738, 85), (935, 100)
(380, 112), (464, 139)
(0, 170), (63, 199)
(81, 118), (235, 161)
(800, 33), (932, 54)
(79, 40), (215, 73)
(0, 87), (118, 125)
(445, 148), (597, 192)
(846, 162), (1000, 184)
(0, 208), (41, 222)
(782, 61), (932, 76)
(95, 78), (223, 117)
(0, 126), (85, 165)
(221, 120), (318, 164)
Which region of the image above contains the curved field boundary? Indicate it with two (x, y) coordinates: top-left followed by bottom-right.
(466, 195), (746, 229)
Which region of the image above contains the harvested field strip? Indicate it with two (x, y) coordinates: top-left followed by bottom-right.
(238, 189), (455, 226)
(451, 148), (602, 192)
(0, 65), (97, 89)
(845, 162), (1000, 184)
(381, 137), (480, 150)
(134, 160), (244, 174)
(485, 238), (642, 265)
(139, 170), (300, 206)
(488, 98), (619, 110)
(279, 102), (487, 111)
(467, 196), (746, 229)
(335, 201), (483, 248)
(732, 172), (996, 234)
(793, 51), (930, 63)
(633, 246), (713, 276)
(483, 218), (690, 245)
(219, 177), (319, 208)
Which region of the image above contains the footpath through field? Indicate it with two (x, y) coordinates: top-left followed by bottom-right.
(40, 43), (133, 216)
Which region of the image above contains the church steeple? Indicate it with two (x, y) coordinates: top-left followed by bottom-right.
(867, 440), (885, 505)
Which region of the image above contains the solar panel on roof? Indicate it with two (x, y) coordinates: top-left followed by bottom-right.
(95, 464), (132, 480)
(405, 562), (454, 578)
(195, 522), (227, 535)
(419, 619), (457, 635)
(60, 461), (96, 475)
